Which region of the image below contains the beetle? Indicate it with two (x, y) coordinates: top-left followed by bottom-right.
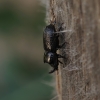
(44, 51), (64, 73)
(43, 23), (66, 73)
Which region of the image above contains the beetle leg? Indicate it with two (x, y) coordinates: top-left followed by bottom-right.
(54, 32), (59, 37)
(58, 60), (63, 64)
(57, 54), (65, 58)
(49, 68), (57, 74)
(58, 42), (67, 48)
(58, 23), (64, 31)
(58, 60), (65, 68)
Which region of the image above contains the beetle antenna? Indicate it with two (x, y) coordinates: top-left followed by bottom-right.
(49, 67), (57, 74)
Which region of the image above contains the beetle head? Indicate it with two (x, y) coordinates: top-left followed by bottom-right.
(44, 52), (55, 64)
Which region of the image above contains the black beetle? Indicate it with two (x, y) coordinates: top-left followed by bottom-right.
(44, 51), (64, 73)
(43, 24), (66, 73)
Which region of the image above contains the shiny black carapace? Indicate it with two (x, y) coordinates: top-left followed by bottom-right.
(43, 24), (59, 52)
(43, 24), (65, 73)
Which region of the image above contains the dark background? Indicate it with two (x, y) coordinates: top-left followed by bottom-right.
(0, 0), (55, 100)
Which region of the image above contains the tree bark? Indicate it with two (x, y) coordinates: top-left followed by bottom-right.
(47, 0), (100, 100)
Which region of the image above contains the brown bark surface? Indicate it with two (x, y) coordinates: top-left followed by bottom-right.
(47, 0), (100, 100)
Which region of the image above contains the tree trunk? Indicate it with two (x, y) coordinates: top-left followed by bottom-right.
(47, 0), (100, 100)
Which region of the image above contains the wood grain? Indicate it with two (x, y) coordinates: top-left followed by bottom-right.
(47, 0), (100, 100)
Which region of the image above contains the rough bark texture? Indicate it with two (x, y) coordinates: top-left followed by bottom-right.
(47, 0), (100, 100)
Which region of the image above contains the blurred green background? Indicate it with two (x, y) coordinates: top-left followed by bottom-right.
(0, 0), (55, 100)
